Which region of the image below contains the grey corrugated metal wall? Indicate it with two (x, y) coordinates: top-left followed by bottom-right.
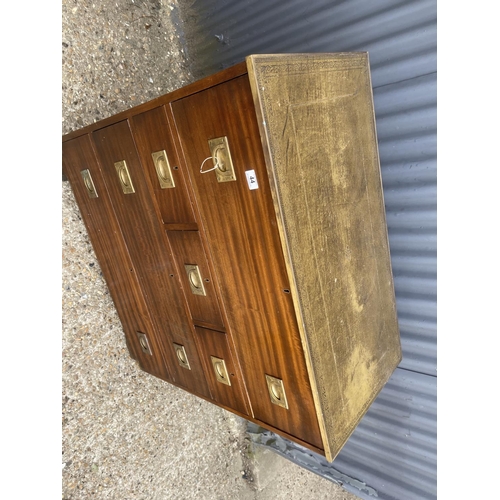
(179, 0), (437, 499)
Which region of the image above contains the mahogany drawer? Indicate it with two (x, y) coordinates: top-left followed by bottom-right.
(194, 326), (249, 416)
(91, 120), (191, 342)
(167, 230), (225, 331)
(167, 334), (212, 400)
(129, 106), (197, 226)
(62, 135), (171, 382)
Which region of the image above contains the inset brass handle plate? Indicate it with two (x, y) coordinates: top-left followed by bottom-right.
(184, 264), (206, 296)
(173, 343), (191, 370)
(81, 169), (98, 198)
(265, 374), (289, 409)
(151, 150), (175, 189)
(208, 136), (236, 183)
(114, 160), (135, 194)
(211, 356), (231, 386)
(136, 332), (152, 355)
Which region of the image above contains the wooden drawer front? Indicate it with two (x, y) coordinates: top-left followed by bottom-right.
(167, 335), (212, 399)
(171, 76), (323, 449)
(130, 106), (196, 225)
(167, 230), (224, 330)
(194, 327), (249, 416)
(62, 135), (171, 382)
(91, 120), (195, 354)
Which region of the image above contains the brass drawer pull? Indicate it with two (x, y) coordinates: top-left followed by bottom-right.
(81, 169), (98, 198)
(199, 136), (236, 183)
(136, 332), (152, 355)
(173, 343), (191, 370)
(265, 374), (289, 409)
(151, 150), (175, 189)
(114, 160), (135, 194)
(184, 264), (207, 296)
(211, 356), (231, 386)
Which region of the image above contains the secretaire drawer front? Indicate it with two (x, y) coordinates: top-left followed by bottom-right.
(167, 230), (224, 330)
(62, 135), (171, 382)
(171, 76), (323, 450)
(194, 326), (249, 416)
(130, 106), (196, 225)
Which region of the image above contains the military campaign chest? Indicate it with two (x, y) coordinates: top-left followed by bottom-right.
(62, 53), (401, 462)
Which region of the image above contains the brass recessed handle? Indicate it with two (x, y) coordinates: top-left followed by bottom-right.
(270, 384), (280, 400)
(213, 146), (227, 172)
(151, 150), (175, 189)
(189, 269), (201, 289)
(177, 348), (187, 364)
(207, 137), (236, 183)
(136, 332), (152, 355)
(173, 343), (191, 370)
(211, 356), (231, 386)
(81, 169), (98, 198)
(184, 264), (206, 296)
(265, 374), (289, 409)
(114, 160), (135, 194)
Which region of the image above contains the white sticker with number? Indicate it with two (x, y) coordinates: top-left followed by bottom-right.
(245, 170), (259, 190)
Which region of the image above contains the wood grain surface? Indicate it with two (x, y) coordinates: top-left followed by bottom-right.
(167, 230), (225, 330)
(62, 135), (171, 382)
(91, 120), (210, 398)
(194, 326), (250, 416)
(130, 106), (197, 224)
(171, 76), (323, 450)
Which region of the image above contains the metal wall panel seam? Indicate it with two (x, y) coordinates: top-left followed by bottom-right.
(391, 255), (436, 276)
(373, 74), (437, 114)
(387, 232), (436, 254)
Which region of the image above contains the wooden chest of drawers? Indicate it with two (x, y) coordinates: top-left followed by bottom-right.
(62, 53), (401, 462)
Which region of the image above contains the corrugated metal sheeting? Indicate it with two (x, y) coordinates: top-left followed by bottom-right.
(179, 1), (437, 498)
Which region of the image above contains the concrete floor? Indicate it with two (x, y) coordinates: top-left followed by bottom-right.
(62, 1), (360, 498)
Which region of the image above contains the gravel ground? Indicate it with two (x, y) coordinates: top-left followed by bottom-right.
(62, 1), (359, 499)
(62, 0), (191, 135)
